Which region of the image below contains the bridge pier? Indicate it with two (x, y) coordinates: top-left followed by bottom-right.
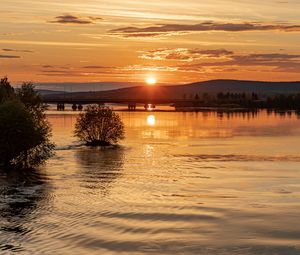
(57, 103), (65, 111)
(128, 103), (136, 111)
(72, 104), (78, 111)
(144, 104), (156, 110)
(47, 99), (173, 111)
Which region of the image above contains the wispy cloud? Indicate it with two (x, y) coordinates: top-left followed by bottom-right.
(0, 54), (20, 58)
(41, 65), (55, 68)
(179, 52), (300, 73)
(39, 69), (108, 77)
(38, 65), (117, 77)
(82, 65), (113, 69)
(0, 40), (107, 47)
(2, 48), (33, 53)
(140, 48), (233, 61)
(49, 14), (102, 25)
(122, 65), (178, 72)
(109, 21), (300, 38)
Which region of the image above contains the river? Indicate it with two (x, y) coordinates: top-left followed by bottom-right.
(1, 110), (300, 254)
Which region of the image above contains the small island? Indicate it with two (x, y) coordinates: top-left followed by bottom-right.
(74, 105), (125, 146)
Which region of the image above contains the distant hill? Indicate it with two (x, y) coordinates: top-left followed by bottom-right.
(179, 80), (300, 94)
(35, 82), (142, 93)
(38, 89), (68, 95)
(44, 79), (300, 101)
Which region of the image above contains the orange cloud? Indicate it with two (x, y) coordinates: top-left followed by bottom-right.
(179, 52), (300, 73)
(139, 48), (233, 61)
(109, 21), (300, 38)
(49, 14), (102, 25)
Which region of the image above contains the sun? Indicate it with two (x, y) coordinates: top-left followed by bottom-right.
(146, 77), (157, 85)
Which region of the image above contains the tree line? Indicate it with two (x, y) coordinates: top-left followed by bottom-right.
(180, 92), (300, 109)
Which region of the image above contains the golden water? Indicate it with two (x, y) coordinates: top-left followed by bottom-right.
(1, 111), (300, 254)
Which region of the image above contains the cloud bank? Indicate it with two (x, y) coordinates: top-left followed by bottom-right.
(109, 21), (300, 38)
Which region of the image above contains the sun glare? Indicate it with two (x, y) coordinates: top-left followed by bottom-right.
(146, 77), (157, 85)
(147, 115), (156, 126)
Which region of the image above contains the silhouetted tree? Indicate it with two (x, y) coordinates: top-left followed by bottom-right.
(74, 105), (125, 146)
(16, 82), (47, 117)
(16, 82), (52, 146)
(0, 78), (54, 169)
(0, 77), (15, 103)
(217, 92), (224, 100)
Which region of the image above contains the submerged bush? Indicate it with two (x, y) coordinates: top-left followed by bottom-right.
(0, 78), (54, 169)
(74, 105), (125, 146)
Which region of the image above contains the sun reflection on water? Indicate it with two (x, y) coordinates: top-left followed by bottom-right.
(147, 115), (156, 126)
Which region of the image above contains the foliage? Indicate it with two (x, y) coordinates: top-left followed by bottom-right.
(0, 77), (15, 103)
(178, 92), (300, 109)
(16, 82), (53, 154)
(0, 78), (54, 169)
(16, 82), (47, 120)
(200, 92), (300, 109)
(0, 101), (40, 167)
(74, 105), (125, 146)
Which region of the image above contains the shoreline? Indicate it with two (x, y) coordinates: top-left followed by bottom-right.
(46, 107), (300, 115)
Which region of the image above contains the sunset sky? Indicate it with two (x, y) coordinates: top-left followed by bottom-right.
(1, 0), (300, 85)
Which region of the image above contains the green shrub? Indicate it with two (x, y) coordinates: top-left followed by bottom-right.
(74, 105), (125, 146)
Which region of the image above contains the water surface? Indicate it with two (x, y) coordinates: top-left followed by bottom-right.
(1, 110), (300, 254)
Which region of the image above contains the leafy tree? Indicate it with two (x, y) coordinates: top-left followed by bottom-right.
(0, 101), (40, 167)
(16, 82), (47, 118)
(0, 77), (15, 103)
(16, 82), (52, 148)
(74, 105), (125, 146)
(0, 78), (54, 169)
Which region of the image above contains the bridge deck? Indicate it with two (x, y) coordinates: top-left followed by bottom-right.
(43, 98), (192, 105)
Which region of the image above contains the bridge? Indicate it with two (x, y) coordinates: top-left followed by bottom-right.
(43, 97), (196, 111)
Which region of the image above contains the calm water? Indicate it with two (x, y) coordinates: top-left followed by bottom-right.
(1, 110), (300, 254)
